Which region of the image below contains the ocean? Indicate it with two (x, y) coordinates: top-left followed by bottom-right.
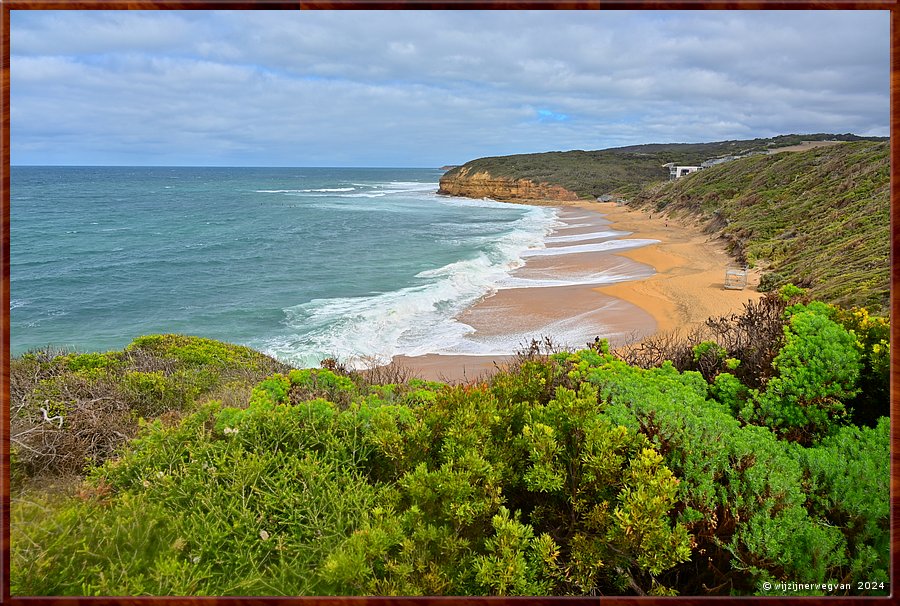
(10, 166), (558, 366)
(10, 166), (656, 368)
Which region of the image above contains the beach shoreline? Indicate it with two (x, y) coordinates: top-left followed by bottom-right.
(393, 197), (763, 383)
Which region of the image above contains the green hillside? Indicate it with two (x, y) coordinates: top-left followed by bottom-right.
(629, 140), (890, 313)
(444, 134), (884, 199)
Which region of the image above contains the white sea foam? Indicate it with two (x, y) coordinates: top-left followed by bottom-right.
(522, 239), (659, 257)
(497, 266), (652, 289)
(434, 195), (558, 214)
(544, 230), (626, 243)
(256, 187), (355, 194)
(259, 205), (559, 367)
(269, 275), (479, 368)
(382, 181), (437, 191)
(552, 222), (594, 230)
(342, 182), (438, 197)
(250, 191), (652, 367)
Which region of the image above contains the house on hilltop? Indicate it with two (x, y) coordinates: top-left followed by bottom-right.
(663, 163), (702, 180)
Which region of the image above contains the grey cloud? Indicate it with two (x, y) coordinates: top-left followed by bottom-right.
(12, 10), (197, 56)
(10, 10), (889, 166)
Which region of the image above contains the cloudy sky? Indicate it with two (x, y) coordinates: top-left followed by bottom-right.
(11, 10), (889, 167)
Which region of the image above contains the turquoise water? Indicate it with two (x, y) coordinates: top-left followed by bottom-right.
(11, 166), (560, 366)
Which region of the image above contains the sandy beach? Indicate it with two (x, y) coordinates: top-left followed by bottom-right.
(395, 199), (763, 382)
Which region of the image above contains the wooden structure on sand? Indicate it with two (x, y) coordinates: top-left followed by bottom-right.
(724, 267), (748, 290)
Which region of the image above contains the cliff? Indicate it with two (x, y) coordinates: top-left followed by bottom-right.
(438, 166), (581, 201)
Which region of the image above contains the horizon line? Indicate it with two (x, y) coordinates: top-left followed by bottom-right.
(9, 164), (445, 170)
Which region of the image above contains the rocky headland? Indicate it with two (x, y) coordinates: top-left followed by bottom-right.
(438, 166), (581, 201)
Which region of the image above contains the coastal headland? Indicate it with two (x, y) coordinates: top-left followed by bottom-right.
(396, 197), (763, 382)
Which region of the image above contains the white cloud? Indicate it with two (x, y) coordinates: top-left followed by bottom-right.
(10, 10), (890, 166)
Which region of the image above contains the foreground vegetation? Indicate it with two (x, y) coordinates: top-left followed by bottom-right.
(11, 287), (890, 596)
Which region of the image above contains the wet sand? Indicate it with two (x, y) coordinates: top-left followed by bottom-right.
(396, 200), (763, 383)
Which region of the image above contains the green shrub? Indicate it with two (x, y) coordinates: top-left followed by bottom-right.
(12, 490), (182, 595)
(797, 418), (890, 590)
(741, 303), (861, 443)
(567, 349), (849, 594)
(321, 379), (691, 596)
(757, 271), (784, 292)
(126, 334), (282, 372)
(778, 283), (808, 302)
(473, 507), (559, 596)
(10, 310), (890, 596)
(691, 341), (729, 381)
(517, 381), (692, 594)
(708, 372), (754, 415)
(123, 371), (197, 418)
(832, 307), (890, 426)
(288, 368), (357, 408)
(14, 401), (381, 596)
(11, 337), (294, 483)
(247, 374), (291, 409)
(62, 352), (124, 379)
(489, 360), (556, 407)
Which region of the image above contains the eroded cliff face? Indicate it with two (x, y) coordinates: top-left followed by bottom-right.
(438, 167), (581, 201)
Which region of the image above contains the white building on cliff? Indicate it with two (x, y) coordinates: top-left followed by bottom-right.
(663, 163), (702, 180)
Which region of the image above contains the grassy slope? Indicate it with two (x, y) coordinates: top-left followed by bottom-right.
(443, 134), (884, 199)
(629, 140), (890, 313)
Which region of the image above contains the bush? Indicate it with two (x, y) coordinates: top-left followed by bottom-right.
(565, 349), (852, 595)
(740, 303), (861, 444)
(10, 356), (137, 483)
(757, 271), (784, 292)
(63, 352), (124, 378)
(10, 312), (890, 596)
(797, 419), (890, 590)
(321, 379), (691, 596)
(124, 371), (197, 418)
(13, 401), (382, 596)
(10, 336), (294, 484)
(126, 334), (287, 373)
(617, 290), (798, 388)
(832, 307), (890, 426)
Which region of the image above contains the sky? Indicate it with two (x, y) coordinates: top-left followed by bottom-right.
(10, 10), (890, 167)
